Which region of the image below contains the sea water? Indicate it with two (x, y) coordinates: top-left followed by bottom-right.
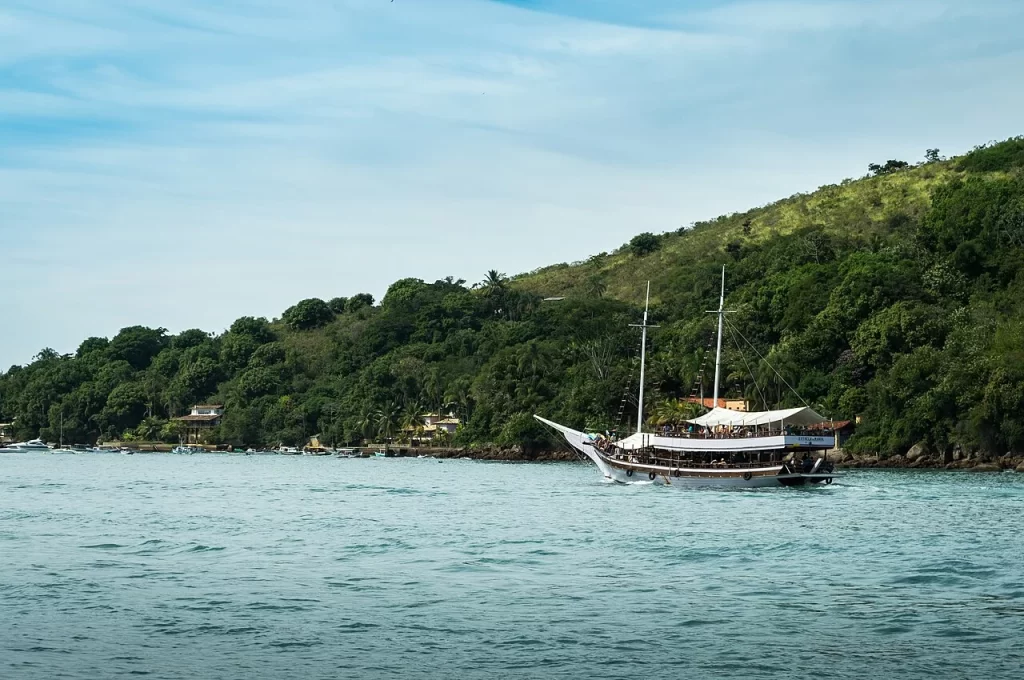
(1, 454), (1022, 679)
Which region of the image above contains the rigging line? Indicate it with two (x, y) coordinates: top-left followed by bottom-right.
(725, 320), (768, 409)
(723, 316), (811, 410)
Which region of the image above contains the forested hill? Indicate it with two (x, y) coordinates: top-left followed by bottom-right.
(3, 137), (1024, 458)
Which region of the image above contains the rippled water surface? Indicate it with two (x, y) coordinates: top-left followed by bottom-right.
(2, 454), (1023, 679)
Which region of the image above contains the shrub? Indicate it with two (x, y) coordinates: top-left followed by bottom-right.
(628, 232), (661, 257)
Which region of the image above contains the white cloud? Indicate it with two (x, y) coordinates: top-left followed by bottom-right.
(1, 0), (1023, 364)
(680, 0), (1021, 34)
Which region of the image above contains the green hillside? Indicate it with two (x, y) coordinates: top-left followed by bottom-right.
(2, 137), (1024, 459)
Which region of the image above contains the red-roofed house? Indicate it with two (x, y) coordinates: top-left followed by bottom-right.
(684, 397), (750, 411)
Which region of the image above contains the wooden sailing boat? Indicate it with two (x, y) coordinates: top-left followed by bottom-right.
(536, 268), (839, 488)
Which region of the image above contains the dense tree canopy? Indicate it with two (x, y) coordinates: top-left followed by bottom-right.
(2, 138), (1024, 460)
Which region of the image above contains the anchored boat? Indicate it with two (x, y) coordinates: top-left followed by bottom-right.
(536, 269), (839, 489)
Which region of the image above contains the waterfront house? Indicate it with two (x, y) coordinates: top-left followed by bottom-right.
(173, 405), (225, 444)
(808, 419), (855, 449)
(684, 397), (750, 411)
(0, 422), (13, 444)
(403, 413), (461, 444)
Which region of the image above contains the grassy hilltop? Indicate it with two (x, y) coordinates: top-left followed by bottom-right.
(2, 137), (1024, 460)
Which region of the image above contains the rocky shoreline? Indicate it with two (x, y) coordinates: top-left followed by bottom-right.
(832, 444), (1024, 472)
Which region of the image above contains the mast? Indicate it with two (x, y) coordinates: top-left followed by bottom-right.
(630, 282), (659, 435)
(712, 266), (726, 407)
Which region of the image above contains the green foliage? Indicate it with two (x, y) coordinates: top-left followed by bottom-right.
(77, 337), (109, 357)
(3, 136), (1024, 457)
(108, 326), (168, 370)
(497, 412), (551, 456)
(628, 232), (661, 257)
(283, 299), (334, 330)
(957, 137), (1024, 173)
(345, 294), (374, 313)
(172, 329), (212, 350)
(229, 316), (274, 343)
(868, 160), (910, 176)
(328, 297), (349, 314)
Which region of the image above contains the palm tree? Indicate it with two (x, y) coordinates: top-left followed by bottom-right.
(374, 401), (400, 450)
(651, 398), (703, 430)
(480, 270), (509, 318)
(423, 373), (446, 419)
(445, 379), (473, 423)
(400, 401), (425, 442)
(481, 269), (507, 292)
(357, 408), (378, 445)
(516, 341), (551, 381)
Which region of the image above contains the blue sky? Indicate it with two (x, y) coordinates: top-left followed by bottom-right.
(2, 0), (1023, 367)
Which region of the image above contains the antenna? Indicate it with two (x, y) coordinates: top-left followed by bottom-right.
(630, 282), (660, 434)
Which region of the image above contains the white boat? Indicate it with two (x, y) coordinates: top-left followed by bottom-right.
(277, 446), (302, 455)
(171, 445), (202, 454)
(536, 270), (839, 490)
(0, 439), (51, 453)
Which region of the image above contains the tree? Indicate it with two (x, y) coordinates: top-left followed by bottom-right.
(328, 297), (349, 314)
(481, 270), (507, 291)
(101, 382), (148, 436)
(76, 337), (109, 357)
(108, 326), (168, 370)
(283, 298), (334, 330)
(356, 408), (378, 444)
(925, 148), (942, 163)
(629, 232), (660, 257)
(345, 294), (375, 313)
(229, 316), (274, 343)
(374, 401), (400, 446)
(868, 160), (910, 176)
(400, 402), (425, 441)
(497, 412), (550, 457)
(237, 368), (279, 400)
(172, 329), (212, 350)
(171, 357), (220, 406)
(382, 278), (427, 309)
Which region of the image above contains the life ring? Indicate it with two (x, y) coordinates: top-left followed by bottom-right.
(672, 469), (682, 478)
(825, 477), (833, 485)
(743, 471), (752, 481)
(626, 468), (633, 478)
(648, 471), (657, 481)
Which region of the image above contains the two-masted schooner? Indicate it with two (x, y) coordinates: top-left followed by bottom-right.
(535, 269), (839, 488)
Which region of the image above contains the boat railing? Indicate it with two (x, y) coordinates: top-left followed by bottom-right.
(646, 428), (835, 440)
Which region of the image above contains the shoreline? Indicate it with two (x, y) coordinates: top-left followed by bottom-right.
(51, 442), (1024, 471)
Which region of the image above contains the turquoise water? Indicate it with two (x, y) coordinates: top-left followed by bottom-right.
(1, 454), (1022, 679)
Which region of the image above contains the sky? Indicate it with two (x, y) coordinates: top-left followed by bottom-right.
(2, 0), (1023, 367)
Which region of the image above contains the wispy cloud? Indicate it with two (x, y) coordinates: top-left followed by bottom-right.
(678, 0), (1022, 33)
(1, 0), (1023, 365)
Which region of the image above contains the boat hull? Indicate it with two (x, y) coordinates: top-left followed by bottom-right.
(534, 415), (837, 490)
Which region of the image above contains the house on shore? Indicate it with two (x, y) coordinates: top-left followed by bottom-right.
(173, 405), (224, 444)
(684, 397), (750, 411)
(808, 419), (856, 449)
(0, 422), (13, 445)
(403, 413), (461, 444)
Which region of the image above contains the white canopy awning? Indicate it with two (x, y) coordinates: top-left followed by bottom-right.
(686, 406), (828, 428)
